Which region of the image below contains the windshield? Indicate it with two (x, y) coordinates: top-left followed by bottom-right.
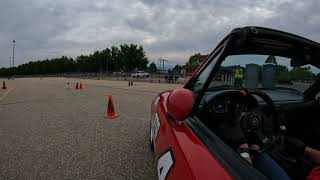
(208, 54), (320, 97)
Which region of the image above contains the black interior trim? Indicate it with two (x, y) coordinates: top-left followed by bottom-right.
(192, 43), (228, 112)
(184, 46), (224, 90)
(185, 117), (268, 180)
(304, 77), (320, 100)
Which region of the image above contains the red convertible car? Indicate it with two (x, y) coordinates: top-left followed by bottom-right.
(150, 27), (320, 180)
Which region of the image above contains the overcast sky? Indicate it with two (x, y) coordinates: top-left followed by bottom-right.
(0, 0), (319, 67)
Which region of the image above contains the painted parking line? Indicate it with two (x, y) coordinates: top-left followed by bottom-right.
(0, 88), (14, 101)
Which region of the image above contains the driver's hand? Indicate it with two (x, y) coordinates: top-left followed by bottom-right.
(217, 122), (246, 149)
(284, 136), (306, 157)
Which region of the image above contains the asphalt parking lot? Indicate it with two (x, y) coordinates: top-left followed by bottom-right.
(0, 78), (181, 179)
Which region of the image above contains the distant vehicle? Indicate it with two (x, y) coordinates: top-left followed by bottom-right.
(131, 71), (150, 78)
(112, 71), (126, 76)
(149, 26), (320, 180)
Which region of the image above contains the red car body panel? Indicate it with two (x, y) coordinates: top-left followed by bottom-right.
(152, 92), (233, 180)
(151, 27), (320, 180)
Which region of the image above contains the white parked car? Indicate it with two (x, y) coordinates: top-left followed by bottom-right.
(131, 71), (150, 78)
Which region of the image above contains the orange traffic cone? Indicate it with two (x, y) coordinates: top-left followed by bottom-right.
(2, 81), (7, 90)
(104, 95), (119, 119)
(79, 82), (83, 90)
(75, 82), (79, 90)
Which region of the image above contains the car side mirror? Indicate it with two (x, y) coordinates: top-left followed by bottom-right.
(166, 88), (195, 122)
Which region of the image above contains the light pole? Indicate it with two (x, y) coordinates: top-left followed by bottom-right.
(9, 57), (11, 68)
(12, 40), (15, 77)
(158, 58), (168, 71)
(106, 58), (108, 76)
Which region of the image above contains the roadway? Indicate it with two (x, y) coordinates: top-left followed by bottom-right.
(0, 78), (181, 179)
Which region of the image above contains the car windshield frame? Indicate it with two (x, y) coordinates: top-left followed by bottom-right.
(207, 54), (318, 95)
(189, 26), (320, 110)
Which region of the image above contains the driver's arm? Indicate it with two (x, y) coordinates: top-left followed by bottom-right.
(215, 110), (254, 164)
(218, 123), (254, 164)
(285, 137), (320, 165)
(305, 147), (320, 165)
(239, 143), (252, 164)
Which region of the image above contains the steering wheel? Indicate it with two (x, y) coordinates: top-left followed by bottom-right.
(203, 89), (285, 150)
(241, 89), (285, 150)
(204, 89), (308, 177)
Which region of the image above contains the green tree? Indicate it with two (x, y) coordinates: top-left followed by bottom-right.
(0, 44), (148, 76)
(265, 55), (277, 64)
(119, 44), (148, 71)
(276, 65), (289, 75)
(289, 66), (314, 81)
(148, 62), (157, 72)
(275, 65), (291, 84)
(186, 53), (202, 66)
(172, 64), (182, 73)
(110, 46), (120, 71)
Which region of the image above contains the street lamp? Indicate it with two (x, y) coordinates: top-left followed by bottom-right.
(12, 40), (15, 77)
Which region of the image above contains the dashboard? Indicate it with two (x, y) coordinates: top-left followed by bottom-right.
(202, 90), (258, 115)
(199, 89), (282, 143)
(212, 97), (247, 114)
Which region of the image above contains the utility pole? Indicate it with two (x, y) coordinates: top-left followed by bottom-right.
(12, 40), (15, 77)
(106, 58), (108, 76)
(158, 58), (168, 71)
(9, 57), (11, 68)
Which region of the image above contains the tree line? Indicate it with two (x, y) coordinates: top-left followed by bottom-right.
(185, 53), (318, 82)
(267, 55), (317, 83)
(0, 44), (149, 76)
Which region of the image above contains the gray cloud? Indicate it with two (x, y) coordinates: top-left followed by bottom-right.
(0, 0), (319, 67)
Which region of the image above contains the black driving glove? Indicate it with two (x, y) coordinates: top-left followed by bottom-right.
(217, 122), (246, 149)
